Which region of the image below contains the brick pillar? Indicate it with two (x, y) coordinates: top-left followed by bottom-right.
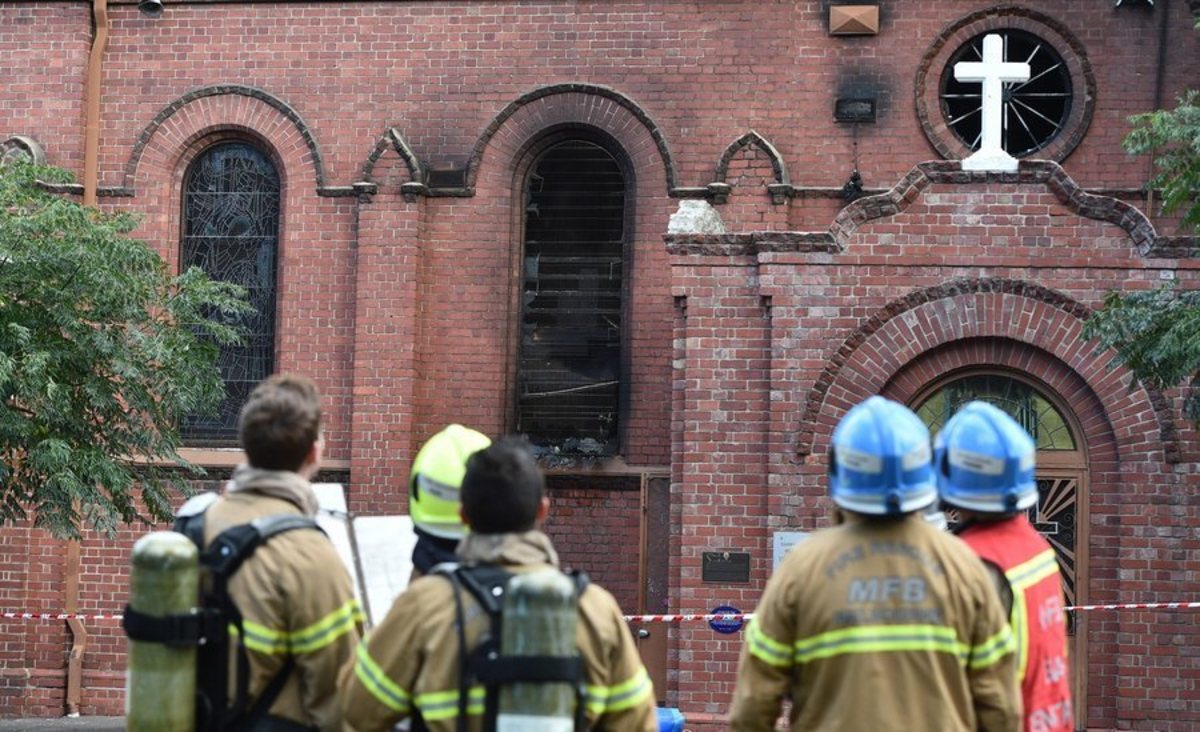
(348, 188), (422, 515)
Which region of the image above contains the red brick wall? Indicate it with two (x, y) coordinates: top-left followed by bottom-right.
(1, 0), (1198, 727)
(542, 477), (643, 615)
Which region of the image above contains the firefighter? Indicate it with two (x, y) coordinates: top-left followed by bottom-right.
(200, 375), (363, 731)
(730, 396), (1021, 731)
(340, 437), (657, 732)
(935, 401), (1074, 731)
(408, 424), (492, 580)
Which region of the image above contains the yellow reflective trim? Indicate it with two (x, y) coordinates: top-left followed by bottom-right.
(1006, 549), (1059, 682)
(414, 686), (485, 721)
(969, 625), (1016, 670)
(1012, 589), (1030, 682)
(793, 624), (968, 664)
(234, 621), (287, 655)
(352, 642), (411, 713)
(605, 668), (653, 713)
(1007, 549), (1059, 590)
(585, 667), (653, 714)
(746, 619), (793, 668)
(235, 599), (364, 656)
(289, 599), (364, 654)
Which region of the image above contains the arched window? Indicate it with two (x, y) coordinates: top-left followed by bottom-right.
(517, 140), (627, 455)
(913, 372), (1083, 615)
(180, 142), (280, 443)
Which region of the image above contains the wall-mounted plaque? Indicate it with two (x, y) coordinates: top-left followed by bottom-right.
(702, 551), (751, 583)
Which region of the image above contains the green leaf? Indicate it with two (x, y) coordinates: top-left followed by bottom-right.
(0, 160), (250, 538)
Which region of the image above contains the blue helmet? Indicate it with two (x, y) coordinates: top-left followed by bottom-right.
(828, 396), (937, 516)
(934, 401), (1037, 514)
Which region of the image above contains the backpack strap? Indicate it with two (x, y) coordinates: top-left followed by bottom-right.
(134, 497), (324, 732)
(214, 514), (324, 732)
(441, 564), (591, 732)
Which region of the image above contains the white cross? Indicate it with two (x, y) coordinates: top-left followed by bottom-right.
(953, 34), (1031, 172)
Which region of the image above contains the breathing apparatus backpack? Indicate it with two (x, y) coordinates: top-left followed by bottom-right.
(122, 492), (324, 732)
(422, 563), (590, 732)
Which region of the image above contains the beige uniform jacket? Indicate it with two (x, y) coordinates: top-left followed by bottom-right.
(730, 512), (1021, 732)
(203, 465), (364, 731)
(340, 530), (657, 732)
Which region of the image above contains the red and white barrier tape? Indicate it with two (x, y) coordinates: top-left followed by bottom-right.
(620, 601), (1200, 624)
(3, 601), (1200, 624)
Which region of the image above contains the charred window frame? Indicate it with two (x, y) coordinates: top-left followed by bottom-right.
(515, 135), (632, 457)
(179, 141), (280, 444)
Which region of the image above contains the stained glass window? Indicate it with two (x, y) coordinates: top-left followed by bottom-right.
(180, 142), (279, 442)
(916, 373), (1075, 450)
(517, 140), (626, 455)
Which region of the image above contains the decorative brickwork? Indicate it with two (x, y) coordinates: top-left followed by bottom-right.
(463, 83), (679, 194)
(122, 85), (334, 196)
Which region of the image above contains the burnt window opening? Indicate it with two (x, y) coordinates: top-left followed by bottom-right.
(518, 140), (627, 456)
(940, 29), (1073, 157)
(180, 142), (280, 443)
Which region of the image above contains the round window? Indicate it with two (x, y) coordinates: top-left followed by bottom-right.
(915, 9), (1095, 164)
(939, 30), (1073, 157)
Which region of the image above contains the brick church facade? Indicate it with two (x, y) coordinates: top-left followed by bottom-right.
(2, 1), (1199, 728)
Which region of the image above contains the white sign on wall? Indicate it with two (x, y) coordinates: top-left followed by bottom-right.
(772, 530), (810, 571)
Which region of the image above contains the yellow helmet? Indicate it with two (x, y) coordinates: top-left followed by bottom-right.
(409, 425), (492, 539)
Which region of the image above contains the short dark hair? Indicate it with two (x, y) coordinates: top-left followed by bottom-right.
(461, 437), (544, 534)
(238, 375), (322, 472)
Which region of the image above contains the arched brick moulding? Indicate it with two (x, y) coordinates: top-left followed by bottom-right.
(124, 85), (326, 195)
(793, 278), (1178, 465)
(879, 337), (1115, 464)
(914, 5), (1096, 165)
(713, 130), (790, 186)
(464, 83), (679, 193)
(830, 161), (1158, 254)
(360, 127), (424, 185)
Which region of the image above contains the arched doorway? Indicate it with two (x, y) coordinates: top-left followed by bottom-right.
(910, 370), (1087, 714)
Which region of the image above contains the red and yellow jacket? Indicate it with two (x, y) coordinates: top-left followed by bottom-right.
(961, 515), (1073, 732)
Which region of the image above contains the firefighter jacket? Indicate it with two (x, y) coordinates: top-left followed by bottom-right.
(730, 512), (1021, 732)
(203, 465), (364, 731)
(340, 530), (658, 732)
(960, 515), (1073, 732)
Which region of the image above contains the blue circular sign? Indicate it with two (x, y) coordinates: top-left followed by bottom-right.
(708, 605), (744, 634)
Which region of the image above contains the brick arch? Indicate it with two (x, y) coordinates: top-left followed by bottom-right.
(713, 130), (790, 186)
(360, 127), (423, 185)
(879, 337), (1114, 462)
(123, 85), (325, 194)
(794, 277), (1178, 465)
(463, 83), (677, 192)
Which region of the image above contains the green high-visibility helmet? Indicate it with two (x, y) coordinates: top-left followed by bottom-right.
(409, 424), (492, 539)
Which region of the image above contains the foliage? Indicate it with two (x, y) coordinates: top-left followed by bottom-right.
(1122, 89), (1200, 231)
(1083, 286), (1200, 423)
(0, 160), (250, 537)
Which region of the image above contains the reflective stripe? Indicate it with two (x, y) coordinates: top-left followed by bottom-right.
(236, 599), (364, 656)
(597, 662), (652, 710)
(234, 621), (287, 655)
(290, 599), (364, 654)
(1006, 549), (1059, 590)
(969, 625), (1016, 670)
(1006, 549), (1059, 682)
(415, 686), (486, 721)
(353, 642), (411, 713)
(746, 619), (793, 668)
(793, 624), (967, 664)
